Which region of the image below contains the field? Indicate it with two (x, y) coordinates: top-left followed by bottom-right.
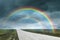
(0, 29), (19, 40)
(0, 29), (60, 40)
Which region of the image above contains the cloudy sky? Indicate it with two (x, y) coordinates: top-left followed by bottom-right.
(0, 0), (60, 29)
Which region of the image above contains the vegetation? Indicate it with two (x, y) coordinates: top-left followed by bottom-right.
(0, 29), (19, 40)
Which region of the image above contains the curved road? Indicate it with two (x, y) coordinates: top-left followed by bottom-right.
(17, 30), (60, 40)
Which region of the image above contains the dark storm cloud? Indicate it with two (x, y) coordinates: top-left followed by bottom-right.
(0, 0), (60, 29)
(0, 0), (48, 18)
(0, 0), (60, 18)
(47, 0), (60, 11)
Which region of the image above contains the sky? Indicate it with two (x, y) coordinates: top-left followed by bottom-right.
(0, 0), (60, 29)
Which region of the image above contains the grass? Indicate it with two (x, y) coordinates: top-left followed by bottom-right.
(0, 29), (19, 40)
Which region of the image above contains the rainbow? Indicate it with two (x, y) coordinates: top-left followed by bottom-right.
(6, 7), (55, 33)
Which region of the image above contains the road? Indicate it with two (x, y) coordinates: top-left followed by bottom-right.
(17, 30), (60, 40)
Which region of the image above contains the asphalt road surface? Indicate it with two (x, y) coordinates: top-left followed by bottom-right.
(17, 30), (60, 40)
